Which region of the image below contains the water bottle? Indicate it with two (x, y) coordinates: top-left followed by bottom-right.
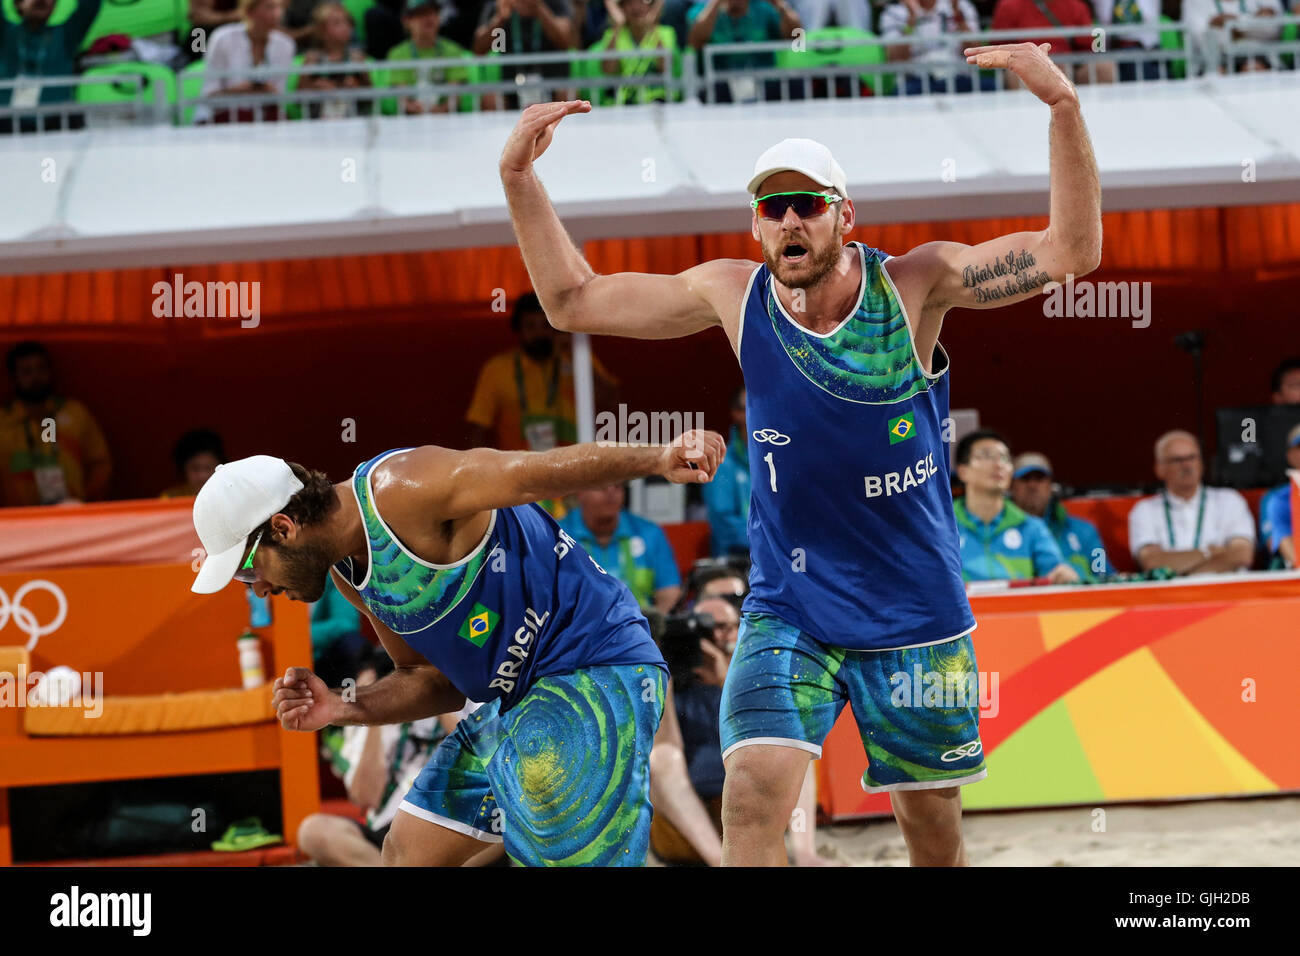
(237, 630), (265, 689)
(247, 589), (272, 628)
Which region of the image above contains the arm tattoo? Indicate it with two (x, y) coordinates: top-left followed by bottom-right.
(961, 249), (1052, 304)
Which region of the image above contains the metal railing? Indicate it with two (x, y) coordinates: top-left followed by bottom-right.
(1, 18), (1296, 134)
(698, 22), (1198, 102)
(1204, 13), (1300, 73)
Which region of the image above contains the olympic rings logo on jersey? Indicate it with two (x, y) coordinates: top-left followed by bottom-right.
(752, 428), (791, 445)
(0, 580), (69, 651)
(940, 740), (983, 763)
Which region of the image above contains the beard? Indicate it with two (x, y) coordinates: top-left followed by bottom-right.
(521, 337), (555, 361)
(763, 225), (844, 290)
(275, 539), (335, 602)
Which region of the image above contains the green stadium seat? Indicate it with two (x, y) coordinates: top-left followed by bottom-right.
(2, 0), (189, 48)
(774, 26), (892, 97)
(284, 52), (306, 120)
(75, 60), (177, 113)
(1158, 15), (1187, 81)
(177, 56), (205, 124)
(341, 0), (373, 45)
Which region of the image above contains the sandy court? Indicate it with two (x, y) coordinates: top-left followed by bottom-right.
(803, 796), (1300, 867)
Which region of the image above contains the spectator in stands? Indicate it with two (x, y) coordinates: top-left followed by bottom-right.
(1272, 356), (1300, 404)
(1182, 0), (1282, 72)
(1009, 451), (1113, 581)
(1129, 429), (1256, 575)
(648, 599), (835, 865)
(0, 341), (111, 507)
(592, 0), (680, 104)
(686, 0), (803, 102)
(790, 0), (870, 29)
(198, 0), (296, 124)
(1257, 423), (1299, 569)
(160, 428), (226, 498)
(472, 0), (575, 108)
(559, 483), (683, 610)
(881, 0), (993, 94)
(702, 386), (750, 558)
(299, 1), (374, 117)
(953, 429), (1077, 584)
(387, 0), (486, 112)
(693, 563), (748, 602)
(0, 0), (103, 133)
(1093, 0), (1165, 81)
(990, 0), (1115, 85)
(464, 291), (617, 453)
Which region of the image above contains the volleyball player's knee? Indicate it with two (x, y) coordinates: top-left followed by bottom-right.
(723, 756), (798, 833)
(892, 786), (961, 835)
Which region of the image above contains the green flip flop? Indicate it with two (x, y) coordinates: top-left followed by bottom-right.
(211, 817), (283, 852)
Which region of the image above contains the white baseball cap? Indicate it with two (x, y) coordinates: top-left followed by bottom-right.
(191, 455), (304, 594)
(747, 138), (849, 200)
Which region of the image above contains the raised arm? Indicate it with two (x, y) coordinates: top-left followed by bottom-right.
(382, 430), (727, 522)
(885, 43), (1102, 354)
(499, 101), (753, 341)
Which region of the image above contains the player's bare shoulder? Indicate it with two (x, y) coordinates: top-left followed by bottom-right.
(879, 242), (949, 302)
(685, 257), (762, 353)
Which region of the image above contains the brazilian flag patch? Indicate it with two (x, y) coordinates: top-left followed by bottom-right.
(457, 603), (499, 648)
(888, 412), (916, 445)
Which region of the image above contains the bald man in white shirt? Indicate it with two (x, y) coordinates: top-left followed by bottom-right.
(1128, 430), (1256, 576)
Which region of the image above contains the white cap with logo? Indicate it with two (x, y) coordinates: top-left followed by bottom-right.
(191, 456), (304, 594)
(748, 138), (849, 200)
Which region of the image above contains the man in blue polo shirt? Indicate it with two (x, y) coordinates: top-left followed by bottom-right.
(1259, 423), (1300, 569)
(1009, 451), (1112, 581)
(952, 430), (1077, 584)
(702, 386), (750, 557)
(559, 482), (682, 611)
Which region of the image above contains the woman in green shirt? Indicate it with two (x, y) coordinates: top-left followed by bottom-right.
(594, 0), (678, 104)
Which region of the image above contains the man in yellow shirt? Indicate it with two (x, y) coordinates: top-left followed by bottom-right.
(0, 341), (112, 506)
(464, 292), (617, 452)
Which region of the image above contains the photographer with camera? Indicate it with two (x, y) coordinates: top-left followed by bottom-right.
(648, 598), (834, 865)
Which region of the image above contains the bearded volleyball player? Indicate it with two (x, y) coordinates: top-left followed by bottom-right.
(498, 42), (1102, 865)
(189, 432), (724, 866)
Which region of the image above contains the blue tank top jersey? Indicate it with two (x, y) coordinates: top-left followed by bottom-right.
(335, 449), (666, 709)
(738, 241), (976, 651)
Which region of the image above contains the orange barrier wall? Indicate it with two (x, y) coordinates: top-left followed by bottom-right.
(0, 563), (319, 864)
(817, 574), (1300, 820)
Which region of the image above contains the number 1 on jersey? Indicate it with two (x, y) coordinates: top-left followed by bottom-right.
(763, 452), (778, 493)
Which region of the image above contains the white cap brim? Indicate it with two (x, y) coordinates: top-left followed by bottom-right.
(191, 539), (247, 594)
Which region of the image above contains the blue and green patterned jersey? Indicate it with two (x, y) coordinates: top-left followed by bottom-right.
(954, 498), (1065, 582)
(334, 449), (665, 709)
(739, 241), (976, 649)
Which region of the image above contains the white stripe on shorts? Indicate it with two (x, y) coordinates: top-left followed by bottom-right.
(397, 800), (504, 844)
(861, 768), (988, 794)
(722, 736), (823, 762)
